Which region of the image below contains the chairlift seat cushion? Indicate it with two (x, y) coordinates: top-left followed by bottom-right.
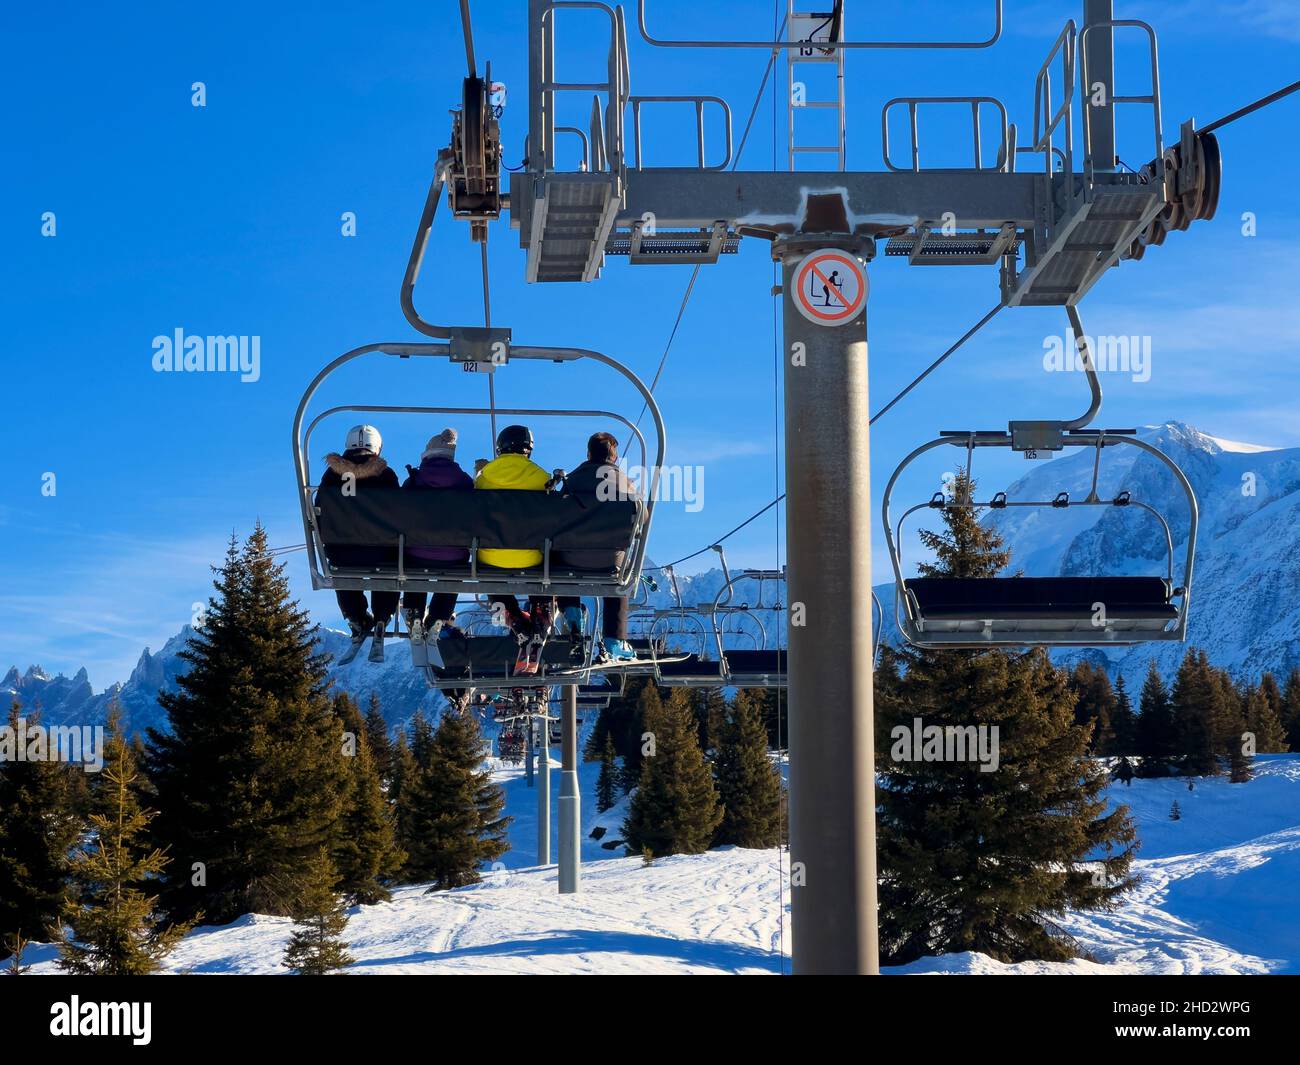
(315, 486), (639, 559)
(655, 655), (726, 681)
(723, 649), (788, 681)
(426, 634), (586, 680)
(904, 576), (1176, 621)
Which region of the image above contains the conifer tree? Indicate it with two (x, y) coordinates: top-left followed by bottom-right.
(875, 469), (1137, 965)
(1169, 800), (1181, 821)
(1135, 661), (1177, 777)
(389, 733), (418, 812)
(1244, 683), (1288, 753)
(56, 709), (192, 974)
(1111, 674), (1138, 756)
(332, 691), (365, 740)
(395, 710), (433, 859)
(873, 645), (905, 753)
(146, 527), (349, 924)
(1070, 661), (1119, 754)
(1211, 666), (1249, 763)
(1259, 672), (1284, 724)
(694, 688), (728, 756)
(623, 687), (722, 857)
(398, 709), (509, 889)
(712, 690), (783, 849)
(0, 702), (80, 957)
(585, 676), (652, 777)
(1112, 757), (1135, 785)
(335, 724), (405, 905)
(1227, 734), (1253, 784)
(914, 469), (1010, 579)
(1169, 649), (1221, 776)
(363, 694), (396, 788)
(3, 932), (32, 974)
(595, 734), (619, 814)
(757, 687), (789, 751)
(1283, 668), (1300, 753)
(281, 850), (354, 975)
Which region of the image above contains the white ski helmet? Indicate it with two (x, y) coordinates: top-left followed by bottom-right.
(345, 424), (382, 455)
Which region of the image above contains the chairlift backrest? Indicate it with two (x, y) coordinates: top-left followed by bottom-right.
(293, 340), (666, 601)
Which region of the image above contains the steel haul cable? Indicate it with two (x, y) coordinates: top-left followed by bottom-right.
(624, 16), (790, 451)
(1200, 78), (1300, 134)
(643, 300), (1003, 571)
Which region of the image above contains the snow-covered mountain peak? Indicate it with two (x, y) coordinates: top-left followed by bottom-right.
(6, 419), (1300, 731)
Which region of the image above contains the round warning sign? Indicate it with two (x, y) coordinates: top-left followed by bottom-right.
(792, 249), (867, 326)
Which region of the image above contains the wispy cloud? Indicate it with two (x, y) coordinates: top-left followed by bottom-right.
(669, 436), (776, 465)
(1127, 0), (1300, 43)
(1012, 0), (1300, 43)
(0, 529), (229, 690)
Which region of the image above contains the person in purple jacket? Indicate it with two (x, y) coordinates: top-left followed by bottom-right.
(400, 428), (474, 642)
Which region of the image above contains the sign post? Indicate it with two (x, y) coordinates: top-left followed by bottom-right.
(779, 237), (879, 975)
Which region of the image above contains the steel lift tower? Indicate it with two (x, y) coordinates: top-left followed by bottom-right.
(423, 0), (1223, 973)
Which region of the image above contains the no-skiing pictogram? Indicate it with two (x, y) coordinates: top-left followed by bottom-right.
(792, 249), (867, 326)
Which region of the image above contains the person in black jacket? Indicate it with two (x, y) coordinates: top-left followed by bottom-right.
(318, 424), (401, 650)
(555, 431), (641, 661)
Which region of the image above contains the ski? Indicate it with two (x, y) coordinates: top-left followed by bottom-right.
(337, 631), (368, 666)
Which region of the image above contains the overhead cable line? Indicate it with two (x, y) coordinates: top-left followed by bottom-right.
(624, 18), (789, 450)
(459, 0), (477, 76)
(867, 303), (1003, 425)
(1200, 78), (1300, 135)
(644, 299), (1003, 571)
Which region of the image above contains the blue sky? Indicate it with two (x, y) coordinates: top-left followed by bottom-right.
(4, 0), (1298, 688)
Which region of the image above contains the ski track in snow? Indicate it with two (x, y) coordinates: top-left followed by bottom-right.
(22, 757), (1300, 975)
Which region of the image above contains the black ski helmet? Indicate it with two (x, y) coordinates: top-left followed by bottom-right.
(496, 424), (534, 457)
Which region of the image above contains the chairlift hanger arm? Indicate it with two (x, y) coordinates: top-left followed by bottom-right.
(1063, 304), (1101, 431)
(400, 149), (460, 339)
(710, 544), (732, 607)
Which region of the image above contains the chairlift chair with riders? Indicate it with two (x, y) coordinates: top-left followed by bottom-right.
(292, 336), (667, 690)
(293, 68), (669, 690)
(881, 307), (1198, 649)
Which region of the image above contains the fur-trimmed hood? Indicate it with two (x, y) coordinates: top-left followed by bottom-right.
(325, 451), (391, 480)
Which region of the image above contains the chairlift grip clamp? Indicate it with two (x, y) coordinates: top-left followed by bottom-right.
(448, 326), (512, 364)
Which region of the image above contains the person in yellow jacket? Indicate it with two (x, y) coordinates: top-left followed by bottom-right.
(476, 425), (553, 657)
(475, 424), (550, 566)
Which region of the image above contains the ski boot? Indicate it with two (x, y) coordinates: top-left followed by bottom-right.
(405, 609), (424, 644)
(368, 619), (387, 663)
(601, 638), (637, 663)
(513, 630), (538, 675)
(424, 619), (446, 670)
(337, 614), (375, 665)
(562, 604), (587, 661)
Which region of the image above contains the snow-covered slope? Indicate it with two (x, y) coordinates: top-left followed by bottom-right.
(21, 755), (1300, 975)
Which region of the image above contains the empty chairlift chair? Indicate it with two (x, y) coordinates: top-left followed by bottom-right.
(652, 550), (789, 687)
(706, 552), (787, 688)
(881, 422), (1198, 648)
